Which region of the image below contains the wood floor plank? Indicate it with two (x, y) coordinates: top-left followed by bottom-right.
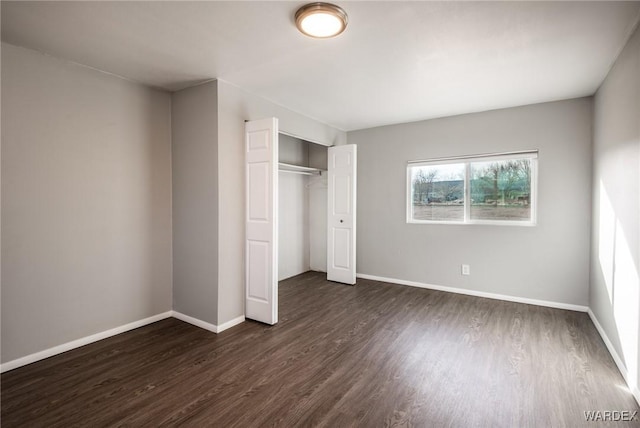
(2, 272), (639, 427)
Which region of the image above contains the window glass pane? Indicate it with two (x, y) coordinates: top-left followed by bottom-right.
(469, 159), (532, 221)
(411, 163), (465, 222)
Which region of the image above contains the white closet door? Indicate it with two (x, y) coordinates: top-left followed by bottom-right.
(245, 118), (278, 325)
(327, 144), (357, 284)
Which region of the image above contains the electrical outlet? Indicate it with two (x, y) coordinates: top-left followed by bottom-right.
(461, 264), (470, 276)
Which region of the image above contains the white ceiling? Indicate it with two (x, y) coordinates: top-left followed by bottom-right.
(2, 1), (639, 131)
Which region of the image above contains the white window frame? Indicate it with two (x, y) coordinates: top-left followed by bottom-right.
(406, 151), (538, 226)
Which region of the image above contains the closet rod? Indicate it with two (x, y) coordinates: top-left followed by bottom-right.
(278, 162), (323, 176)
(279, 169), (319, 176)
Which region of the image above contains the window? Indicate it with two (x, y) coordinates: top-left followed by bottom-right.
(407, 151), (537, 225)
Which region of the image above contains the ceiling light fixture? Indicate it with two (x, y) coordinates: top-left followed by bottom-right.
(295, 2), (348, 39)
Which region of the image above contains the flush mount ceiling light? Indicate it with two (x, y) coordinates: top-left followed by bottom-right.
(295, 2), (348, 39)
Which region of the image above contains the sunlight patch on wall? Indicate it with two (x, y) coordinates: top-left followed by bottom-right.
(598, 181), (616, 303)
(599, 180), (640, 391)
(613, 218), (639, 390)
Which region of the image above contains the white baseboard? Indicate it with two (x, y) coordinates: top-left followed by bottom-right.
(171, 311), (218, 333)
(587, 309), (640, 407)
(171, 311), (245, 334)
(587, 309), (629, 384)
(216, 315), (246, 332)
(356, 273), (589, 312)
(0, 311), (173, 373)
(1, 310), (247, 374)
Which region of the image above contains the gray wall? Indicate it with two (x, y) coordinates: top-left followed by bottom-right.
(171, 81), (219, 324)
(590, 25), (640, 393)
(1, 43), (173, 363)
(349, 98), (592, 306)
(216, 80), (346, 325)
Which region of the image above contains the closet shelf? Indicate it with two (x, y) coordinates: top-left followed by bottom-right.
(278, 162), (324, 176)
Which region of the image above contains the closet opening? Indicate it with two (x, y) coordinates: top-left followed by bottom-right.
(278, 133), (328, 281)
(245, 117), (356, 325)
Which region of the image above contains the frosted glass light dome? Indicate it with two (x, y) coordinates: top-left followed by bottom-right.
(295, 3), (348, 39)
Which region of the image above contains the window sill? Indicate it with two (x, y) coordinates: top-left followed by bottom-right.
(407, 220), (537, 227)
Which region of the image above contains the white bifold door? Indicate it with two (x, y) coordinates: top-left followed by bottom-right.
(245, 118), (278, 325)
(245, 118), (357, 325)
(327, 145), (357, 285)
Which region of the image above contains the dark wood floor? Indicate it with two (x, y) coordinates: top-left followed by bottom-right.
(2, 272), (639, 427)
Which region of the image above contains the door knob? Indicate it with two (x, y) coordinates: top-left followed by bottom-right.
(340, 219), (343, 223)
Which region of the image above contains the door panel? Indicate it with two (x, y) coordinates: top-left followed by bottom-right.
(245, 118), (278, 324)
(332, 228), (351, 269)
(248, 162), (270, 221)
(327, 144), (357, 284)
(247, 241), (270, 301)
(333, 175), (351, 214)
